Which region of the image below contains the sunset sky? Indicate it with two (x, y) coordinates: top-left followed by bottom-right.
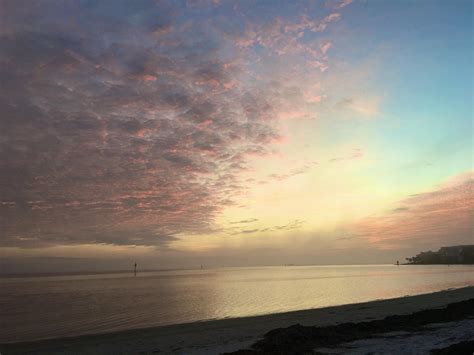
(1, 0), (472, 272)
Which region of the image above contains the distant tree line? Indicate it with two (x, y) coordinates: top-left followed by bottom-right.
(406, 245), (474, 265)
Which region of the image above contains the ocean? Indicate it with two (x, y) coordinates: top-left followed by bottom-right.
(1, 264), (473, 343)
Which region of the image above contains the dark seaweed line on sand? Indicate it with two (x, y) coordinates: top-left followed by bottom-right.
(226, 298), (474, 355)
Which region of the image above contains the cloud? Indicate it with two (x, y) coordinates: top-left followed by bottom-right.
(334, 98), (380, 117)
(230, 219), (305, 235)
(234, 9), (341, 71)
(0, 1), (284, 248)
(230, 218), (259, 225)
(353, 171), (474, 249)
(326, 0), (354, 10)
(320, 42), (333, 55)
(0, 1), (348, 249)
(267, 161), (318, 181)
(240, 229), (260, 234)
(390, 207), (409, 213)
(329, 148), (363, 162)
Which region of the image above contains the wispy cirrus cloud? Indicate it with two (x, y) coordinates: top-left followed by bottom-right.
(334, 97), (381, 117)
(229, 218), (259, 225)
(230, 219), (305, 235)
(326, 0), (354, 10)
(329, 148), (363, 162)
(354, 171), (474, 250)
(267, 161), (318, 181)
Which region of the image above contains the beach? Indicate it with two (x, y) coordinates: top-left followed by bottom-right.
(2, 265), (472, 344)
(1, 286), (473, 354)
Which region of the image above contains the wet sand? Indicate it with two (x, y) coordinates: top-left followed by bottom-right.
(1, 286), (473, 354)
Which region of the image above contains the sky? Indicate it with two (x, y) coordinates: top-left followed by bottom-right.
(0, 0), (472, 273)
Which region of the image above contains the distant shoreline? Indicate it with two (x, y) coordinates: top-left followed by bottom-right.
(2, 286), (473, 354)
(0, 268), (177, 279)
(3, 263), (473, 279)
(404, 263), (474, 265)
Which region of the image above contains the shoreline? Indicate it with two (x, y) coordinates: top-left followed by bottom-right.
(1, 286), (473, 354)
(229, 292), (474, 354)
(6, 263), (470, 279)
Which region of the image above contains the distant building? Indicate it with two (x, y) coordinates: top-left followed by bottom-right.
(438, 246), (470, 263)
(406, 245), (474, 265)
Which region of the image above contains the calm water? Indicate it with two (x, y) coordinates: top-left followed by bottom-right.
(1, 265), (473, 343)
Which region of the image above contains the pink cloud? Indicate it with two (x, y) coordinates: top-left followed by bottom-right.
(354, 171), (474, 250)
(326, 0), (354, 10)
(0, 0), (354, 249)
(320, 42), (332, 55)
(313, 13), (341, 32)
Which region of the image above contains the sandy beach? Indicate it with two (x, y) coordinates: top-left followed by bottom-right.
(1, 286), (473, 354)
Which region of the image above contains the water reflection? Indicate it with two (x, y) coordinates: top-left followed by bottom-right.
(0, 265), (473, 343)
